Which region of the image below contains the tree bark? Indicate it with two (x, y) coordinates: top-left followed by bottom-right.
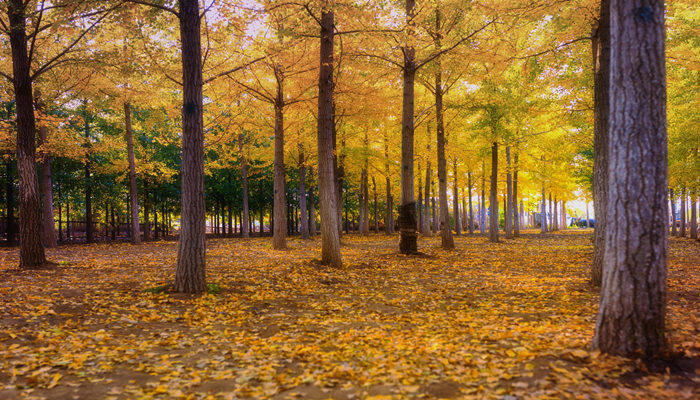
(298, 154), (309, 239)
(505, 146), (513, 239)
(175, 0), (206, 293)
(4, 160), (17, 245)
(480, 164), (485, 234)
(8, 0), (46, 267)
(467, 171), (474, 234)
(690, 190), (697, 239)
(591, 0), (610, 286)
(669, 189), (676, 236)
(399, 0), (418, 254)
(452, 159), (460, 237)
(316, 10), (342, 266)
(593, 0), (668, 357)
(240, 137), (250, 238)
(372, 176), (379, 233)
(679, 187), (686, 237)
(36, 96), (57, 247)
(488, 141), (499, 242)
(84, 112), (94, 244)
(124, 102), (141, 244)
(541, 185), (547, 234)
(513, 152), (519, 237)
(422, 129), (432, 235)
(272, 73), (287, 249)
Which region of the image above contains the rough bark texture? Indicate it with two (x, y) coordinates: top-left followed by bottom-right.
(593, 0), (668, 357)
(592, 0), (610, 286)
(669, 189), (676, 236)
(480, 165), (485, 234)
(422, 130), (432, 236)
(124, 102), (141, 244)
(373, 176), (379, 233)
(239, 136), (250, 238)
(272, 84), (287, 250)
(399, 0), (417, 254)
(36, 96), (57, 247)
(316, 11), (342, 267)
(8, 0), (46, 267)
(541, 185), (547, 234)
(690, 191), (697, 239)
(488, 142), (499, 243)
(679, 188), (686, 237)
(175, 0), (207, 293)
(383, 136), (395, 235)
(84, 115), (94, 244)
(505, 146), (513, 239)
(4, 160), (18, 245)
(436, 78), (453, 248)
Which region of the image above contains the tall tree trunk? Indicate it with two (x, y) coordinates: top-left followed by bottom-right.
(84, 117), (93, 244)
(594, 0), (667, 357)
(480, 164), (485, 234)
(467, 171), (474, 234)
(299, 155), (309, 239)
(561, 201), (567, 230)
(679, 187), (686, 236)
(435, 35), (453, 248)
(373, 176), (379, 233)
(361, 167), (369, 235)
(418, 163), (423, 232)
(175, 0), (206, 293)
(548, 193), (553, 232)
(124, 102), (141, 244)
(669, 189), (676, 236)
(8, 0), (46, 266)
(690, 190), (697, 239)
(452, 159), (460, 236)
(272, 76), (287, 249)
(399, 0), (418, 254)
(513, 152), (519, 237)
(36, 99), (57, 247)
(385, 176), (394, 234)
(240, 139), (250, 238)
(585, 202), (590, 229)
(57, 184), (63, 242)
(422, 130), (432, 235)
(316, 10), (342, 266)
(144, 193), (151, 240)
(591, 0), (610, 286)
(488, 142), (499, 243)
(505, 146), (513, 239)
(541, 185), (547, 234)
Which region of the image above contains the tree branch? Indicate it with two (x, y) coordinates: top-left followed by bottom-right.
(416, 19), (495, 70)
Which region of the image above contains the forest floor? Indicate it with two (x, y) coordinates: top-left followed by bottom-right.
(0, 230), (698, 400)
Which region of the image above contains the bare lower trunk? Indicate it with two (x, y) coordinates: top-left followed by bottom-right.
(316, 11), (341, 266)
(679, 188), (686, 236)
(488, 141), (498, 242)
(513, 153), (519, 237)
(541, 185), (547, 234)
(452, 159), (460, 236)
(505, 146), (513, 239)
(468, 171), (474, 234)
(240, 144), (250, 238)
(4, 160), (17, 245)
(8, 0), (46, 267)
(480, 164), (485, 234)
(593, 0), (667, 357)
(360, 157), (369, 235)
(422, 143), (432, 235)
(690, 191), (697, 239)
(124, 102), (141, 244)
(385, 176), (394, 234)
(298, 157), (309, 239)
(37, 105), (57, 247)
(669, 189), (676, 236)
(273, 94), (287, 249)
(591, 0), (610, 286)
(175, 0), (207, 293)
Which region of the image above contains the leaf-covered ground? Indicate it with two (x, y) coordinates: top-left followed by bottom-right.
(0, 231), (698, 399)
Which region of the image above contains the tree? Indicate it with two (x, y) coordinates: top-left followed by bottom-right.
(593, 0), (668, 357)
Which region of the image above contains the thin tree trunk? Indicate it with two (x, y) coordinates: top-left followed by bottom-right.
(124, 102), (141, 244)
(505, 146), (513, 239)
(585, 202), (590, 229)
(488, 141), (499, 242)
(591, 0), (610, 286)
(679, 187), (686, 236)
(175, 0), (206, 293)
(513, 152), (519, 237)
(299, 154), (309, 239)
(594, 0), (667, 356)
(422, 130), (432, 235)
(480, 164), (485, 234)
(468, 171), (474, 234)
(691, 190), (697, 239)
(452, 159), (460, 237)
(316, 11), (341, 266)
(8, 0), (46, 266)
(670, 189), (676, 236)
(541, 185), (547, 234)
(272, 77), (287, 249)
(144, 193), (151, 240)
(373, 176), (379, 233)
(5, 160), (17, 245)
(240, 140), (250, 238)
(399, 0), (418, 254)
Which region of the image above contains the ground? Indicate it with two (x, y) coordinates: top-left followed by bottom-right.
(0, 230), (698, 400)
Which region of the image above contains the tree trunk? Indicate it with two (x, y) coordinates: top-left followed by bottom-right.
(585, 202), (590, 229)
(452, 159), (460, 236)
(591, 0), (610, 286)
(468, 171), (474, 234)
(480, 164), (485, 234)
(561, 201), (567, 230)
(373, 176), (379, 233)
(385, 176), (394, 234)
(37, 105), (57, 247)
(399, 0), (417, 254)
(240, 141), (250, 238)
(418, 163), (423, 232)
(541, 185), (547, 234)
(175, 0), (206, 293)
(505, 146), (513, 239)
(8, 0), (46, 266)
(144, 193), (151, 240)
(488, 141), (499, 242)
(299, 155), (309, 239)
(593, 0), (668, 357)
(124, 102), (141, 244)
(513, 152), (519, 237)
(690, 191), (697, 240)
(669, 189), (676, 236)
(316, 11), (342, 266)
(422, 132), (432, 235)
(679, 187), (686, 237)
